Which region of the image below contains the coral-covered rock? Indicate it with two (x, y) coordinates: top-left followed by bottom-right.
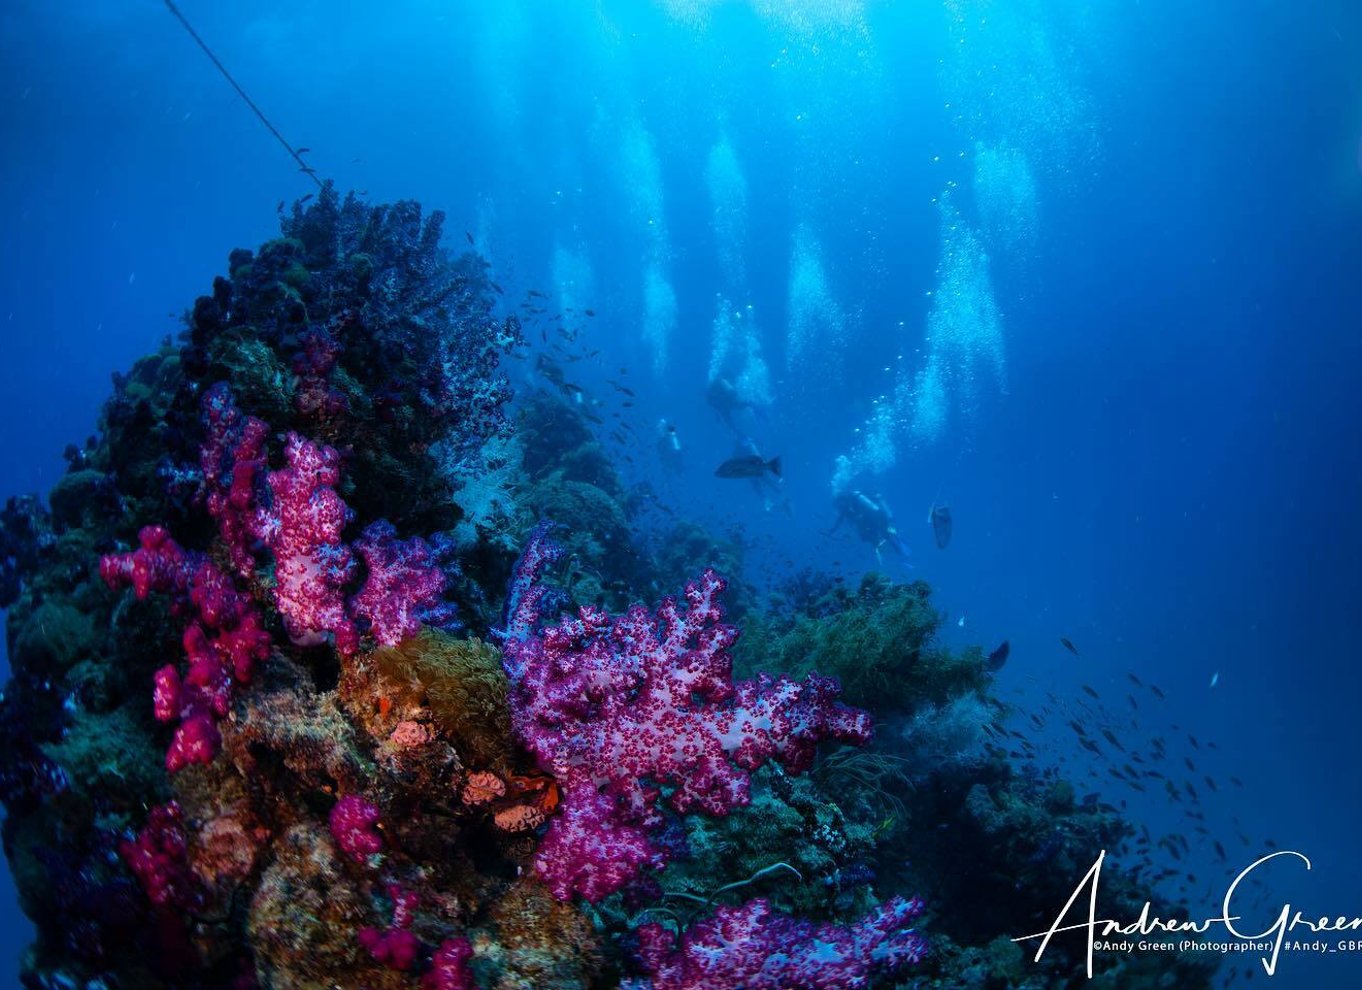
(248, 822), (394, 990)
(362, 631), (514, 770)
(484, 878), (602, 990)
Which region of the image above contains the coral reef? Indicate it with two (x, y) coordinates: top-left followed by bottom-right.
(0, 190), (1214, 990)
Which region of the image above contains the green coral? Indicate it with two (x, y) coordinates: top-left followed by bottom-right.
(737, 574), (987, 714)
(10, 601), (95, 676)
(647, 769), (878, 924)
(368, 632), (514, 770)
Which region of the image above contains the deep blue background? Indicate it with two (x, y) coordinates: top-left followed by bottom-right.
(1, 1), (1360, 986)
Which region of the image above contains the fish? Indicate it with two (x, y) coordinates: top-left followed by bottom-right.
(1210, 671), (1220, 688)
(1081, 684), (1099, 700)
(928, 503), (952, 549)
(296, 146), (311, 154)
(585, 309), (596, 317)
(1150, 685), (1166, 700)
(985, 640), (1010, 673)
(1128, 672), (1145, 687)
(715, 454), (781, 479)
(1060, 637), (1080, 655)
(466, 231), (475, 245)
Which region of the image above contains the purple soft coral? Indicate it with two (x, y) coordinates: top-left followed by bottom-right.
(501, 535), (872, 902)
(350, 520), (459, 647)
(257, 431), (358, 650)
(627, 896), (927, 990)
(197, 385), (456, 653)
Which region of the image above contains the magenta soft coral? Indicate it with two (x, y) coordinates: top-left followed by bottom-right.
(358, 885), (422, 971)
(119, 801), (201, 910)
(201, 381), (270, 577)
(500, 528), (872, 902)
(422, 938), (475, 990)
(100, 525), (270, 772)
(329, 795), (384, 864)
(626, 896), (927, 990)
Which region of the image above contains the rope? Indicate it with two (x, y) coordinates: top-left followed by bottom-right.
(163, 0), (324, 189)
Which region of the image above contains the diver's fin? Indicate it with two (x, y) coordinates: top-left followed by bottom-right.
(767, 456), (782, 478)
(928, 481), (944, 524)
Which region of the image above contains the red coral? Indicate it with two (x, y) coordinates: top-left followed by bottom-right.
(200, 382), (270, 577)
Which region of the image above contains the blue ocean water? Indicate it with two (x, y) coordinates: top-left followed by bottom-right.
(0, 1), (1359, 987)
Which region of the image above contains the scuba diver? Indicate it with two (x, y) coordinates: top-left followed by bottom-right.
(706, 376), (761, 434)
(656, 418), (684, 473)
(831, 489), (911, 565)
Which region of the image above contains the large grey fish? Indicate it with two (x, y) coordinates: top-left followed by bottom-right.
(715, 454), (781, 479)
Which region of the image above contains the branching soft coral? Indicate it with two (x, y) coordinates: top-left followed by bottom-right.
(500, 525), (873, 902)
(100, 525), (271, 772)
(200, 383), (458, 654)
(626, 896), (927, 990)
